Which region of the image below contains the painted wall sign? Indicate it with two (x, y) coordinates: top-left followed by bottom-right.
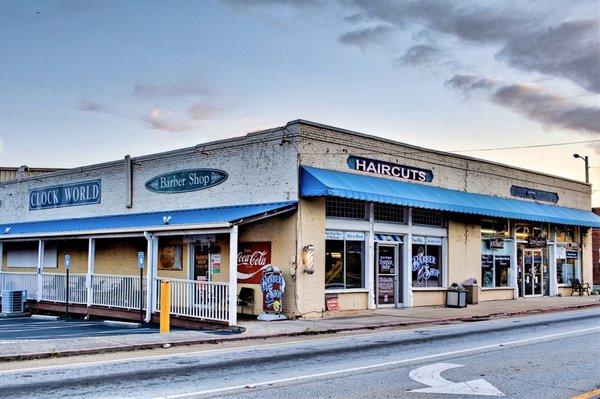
(29, 180), (101, 211)
(260, 266), (285, 313)
(145, 169), (228, 193)
(237, 242), (271, 284)
(347, 156), (433, 183)
(510, 185), (559, 203)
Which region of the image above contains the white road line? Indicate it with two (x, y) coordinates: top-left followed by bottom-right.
(153, 325), (600, 399)
(0, 310), (596, 375)
(0, 327), (431, 374)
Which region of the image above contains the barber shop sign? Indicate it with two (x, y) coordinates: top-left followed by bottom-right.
(259, 266), (285, 313)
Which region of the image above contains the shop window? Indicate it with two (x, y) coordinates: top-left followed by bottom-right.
(515, 221), (548, 241)
(556, 246), (581, 285)
(325, 231), (365, 290)
(411, 236), (443, 288)
(326, 197), (367, 219)
(5, 242), (57, 268)
(556, 226), (577, 243)
(481, 241), (511, 288)
(374, 203), (405, 223)
(412, 208), (444, 227)
(481, 219), (509, 239)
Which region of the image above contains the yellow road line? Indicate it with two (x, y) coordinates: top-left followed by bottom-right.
(571, 388), (600, 399)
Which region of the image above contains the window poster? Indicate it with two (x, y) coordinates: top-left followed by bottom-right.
(158, 245), (183, 271)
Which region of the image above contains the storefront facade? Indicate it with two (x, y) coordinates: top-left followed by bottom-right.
(1, 120), (599, 323)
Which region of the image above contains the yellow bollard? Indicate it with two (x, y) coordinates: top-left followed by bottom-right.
(160, 281), (170, 334)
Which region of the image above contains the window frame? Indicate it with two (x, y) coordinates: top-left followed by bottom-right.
(325, 230), (367, 292)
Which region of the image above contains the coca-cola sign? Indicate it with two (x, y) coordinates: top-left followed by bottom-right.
(237, 242), (271, 284)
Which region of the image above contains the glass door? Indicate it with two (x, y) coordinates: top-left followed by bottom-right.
(375, 244), (401, 307)
(522, 249), (543, 297)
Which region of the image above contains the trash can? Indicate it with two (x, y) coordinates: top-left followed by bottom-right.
(446, 289), (467, 308)
(462, 278), (479, 305)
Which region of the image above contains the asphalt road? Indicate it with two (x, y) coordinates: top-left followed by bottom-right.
(0, 317), (158, 340)
(0, 308), (599, 399)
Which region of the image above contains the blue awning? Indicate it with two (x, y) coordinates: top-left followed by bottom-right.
(301, 166), (600, 228)
(0, 201), (297, 238)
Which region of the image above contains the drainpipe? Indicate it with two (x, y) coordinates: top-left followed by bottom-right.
(143, 232), (155, 323)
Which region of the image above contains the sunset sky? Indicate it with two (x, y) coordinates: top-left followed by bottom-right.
(1, 0), (598, 204)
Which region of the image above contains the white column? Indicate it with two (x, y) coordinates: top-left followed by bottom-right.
(549, 229), (558, 296)
(511, 225), (519, 299)
(144, 233), (156, 322)
(228, 225), (238, 326)
(366, 203), (376, 310)
(0, 243), (3, 290)
(36, 240), (45, 301)
(86, 238), (95, 307)
(404, 207), (414, 308)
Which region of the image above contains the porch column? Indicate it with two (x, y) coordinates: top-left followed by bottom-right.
(36, 240), (45, 301)
(144, 232), (157, 323)
(366, 203), (375, 310)
(404, 208), (413, 307)
(549, 229), (558, 296)
(511, 225), (519, 299)
(228, 225), (238, 326)
(86, 238), (95, 307)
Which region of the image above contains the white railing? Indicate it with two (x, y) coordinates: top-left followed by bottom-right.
(0, 272), (38, 300)
(40, 273), (87, 304)
(90, 274), (146, 310)
(155, 278), (229, 323)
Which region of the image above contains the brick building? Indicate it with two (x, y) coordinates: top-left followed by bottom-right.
(1, 120), (599, 326)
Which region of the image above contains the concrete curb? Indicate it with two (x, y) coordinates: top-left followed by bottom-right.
(102, 320), (142, 329)
(1, 302), (598, 362)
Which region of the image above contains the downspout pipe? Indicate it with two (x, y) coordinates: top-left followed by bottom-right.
(143, 231), (154, 323)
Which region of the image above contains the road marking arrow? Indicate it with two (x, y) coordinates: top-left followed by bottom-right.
(409, 362), (504, 396)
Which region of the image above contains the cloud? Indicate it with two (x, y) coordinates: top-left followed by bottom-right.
(445, 74), (499, 92)
(397, 44), (441, 66)
(491, 83), (600, 134)
(77, 99), (109, 113)
(132, 81), (213, 100)
(142, 100), (221, 132)
(345, 1), (599, 93)
(0, 136), (4, 153)
(497, 19), (600, 94)
(222, 0), (323, 8)
(338, 24), (394, 49)
(143, 109), (197, 132)
(188, 101), (220, 120)
(447, 75), (600, 135)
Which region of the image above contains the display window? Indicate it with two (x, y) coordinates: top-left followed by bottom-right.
(411, 236), (443, 288)
(325, 231), (365, 290)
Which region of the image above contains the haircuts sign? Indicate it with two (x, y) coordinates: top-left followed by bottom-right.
(237, 242), (271, 284)
(347, 156), (433, 183)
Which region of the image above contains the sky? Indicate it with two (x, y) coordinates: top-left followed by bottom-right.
(1, 0), (599, 204)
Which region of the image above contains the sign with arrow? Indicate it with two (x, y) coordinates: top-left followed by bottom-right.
(409, 362), (504, 396)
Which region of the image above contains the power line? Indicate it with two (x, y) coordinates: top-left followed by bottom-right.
(449, 139), (600, 153)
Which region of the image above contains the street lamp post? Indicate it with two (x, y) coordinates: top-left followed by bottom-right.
(573, 153), (590, 183)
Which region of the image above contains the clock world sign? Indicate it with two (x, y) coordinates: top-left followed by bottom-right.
(145, 169), (228, 193)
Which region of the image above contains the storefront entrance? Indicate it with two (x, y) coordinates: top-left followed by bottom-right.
(520, 249), (547, 297)
(375, 242), (402, 307)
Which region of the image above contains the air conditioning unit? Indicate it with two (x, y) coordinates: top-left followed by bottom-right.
(2, 290), (26, 314)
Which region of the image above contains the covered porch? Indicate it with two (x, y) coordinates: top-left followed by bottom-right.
(0, 201), (297, 326)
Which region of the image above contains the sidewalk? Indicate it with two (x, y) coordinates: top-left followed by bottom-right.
(1, 296), (598, 361)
